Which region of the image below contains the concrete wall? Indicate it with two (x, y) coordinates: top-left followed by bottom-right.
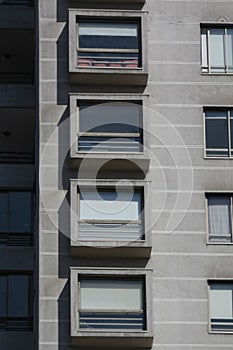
(38, 0), (233, 349)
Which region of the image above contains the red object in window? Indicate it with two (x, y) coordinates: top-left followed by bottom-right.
(78, 59), (91, 67)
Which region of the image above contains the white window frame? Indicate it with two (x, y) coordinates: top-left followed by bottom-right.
(203, 108), (233, 158)
(208, 280), (233, 333)
(206, 192), (233, 244)
(201, 25), (233, 74)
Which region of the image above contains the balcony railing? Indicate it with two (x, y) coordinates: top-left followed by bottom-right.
(79, 311), (145, 330)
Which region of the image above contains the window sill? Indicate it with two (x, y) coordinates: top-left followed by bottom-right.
(209, 330), (233, 335)
(206, 242), (233, 245)
(201, 73), (233, 76)
(70, 330), (153, 347)
(204, 156), (233, 160)
(69, 68), (148, 86)
(70, 241), (151, 258)
(69, 152), (150, 173)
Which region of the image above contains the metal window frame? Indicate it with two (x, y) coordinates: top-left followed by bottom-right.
(70, 93), (149, 159)
(201, 25), (233, 74)
(70, 267), (153, 337)
(205, 192), (233, 244)
(76, 18), (141, 68)
(70, 179), (152, 251)
(208, 280), (233, 334)
(0, 272), (33, 323)
(77, 99), (143, 154)
(78, 275), (146, 330)
(203, 107), (233, 159)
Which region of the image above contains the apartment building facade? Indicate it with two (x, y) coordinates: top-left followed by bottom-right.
(1, 0), (233, 349)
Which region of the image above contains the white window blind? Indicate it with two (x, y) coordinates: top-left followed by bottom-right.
(210, 284), (233, 319)
(80, 279), (143, 311)
(209, 29), (225, 68)
(79, 23), (138, 37)
(208, 196), (231, 237)
(79, 190), (141, 221)
(227, 29), (233, 69)
(201, 30), (208, 67)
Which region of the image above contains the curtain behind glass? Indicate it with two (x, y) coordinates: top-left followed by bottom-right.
(208, 196), (231, 236)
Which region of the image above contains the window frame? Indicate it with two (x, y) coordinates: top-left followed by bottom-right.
(78, 276), (146, 330)
(70, 179), (152, 256)
(201, 24), (233, 74)
(0, 188), (33, 246)
(206, 192), (233, 244)
(69, 93), (149, 159)
(208, 280), (233, 334)
(77, 19), (142, 69)
(0, 272), (33, 331)
(70, 267), (153, 340)
(203, 107), (233, 159)
(74, 98), (144, 155)
(68, 9), (148, 81)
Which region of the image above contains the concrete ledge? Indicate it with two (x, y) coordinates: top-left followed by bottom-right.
(70, 334), (153, 348)
(70, 244), (151, 258)
(69, 70), (148, 86)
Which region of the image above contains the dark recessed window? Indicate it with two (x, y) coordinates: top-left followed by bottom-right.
(0, 190), (33, 246)
(77, 20), (141, 68)
(78, 101), (143, 153)
(204, 109), (233, 158)
(0, 273), (33, 331)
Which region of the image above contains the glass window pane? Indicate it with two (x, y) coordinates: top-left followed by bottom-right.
(0, 276), (7, 317)
(201, 29), (208, 67)
(209, 29), (225, 72)
(8, 275), (29, 317)
(227, 29), (233, 71)
(80, 279), (143, 311)
(0, 192), (8, 232)
(9, 192), (31, 233)
(78, 22), (139, 50)
(230, 110), (233, 154)
(210, 284), (233, 319)
(79, 102), (141, 134)
(80, 190), (141, 221)
(205, 110), (229, 152)
(208, 196), (231, 236)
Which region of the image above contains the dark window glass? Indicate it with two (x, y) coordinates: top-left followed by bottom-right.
(205, 110), (229, 155)
(79, 22), (139, 50)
